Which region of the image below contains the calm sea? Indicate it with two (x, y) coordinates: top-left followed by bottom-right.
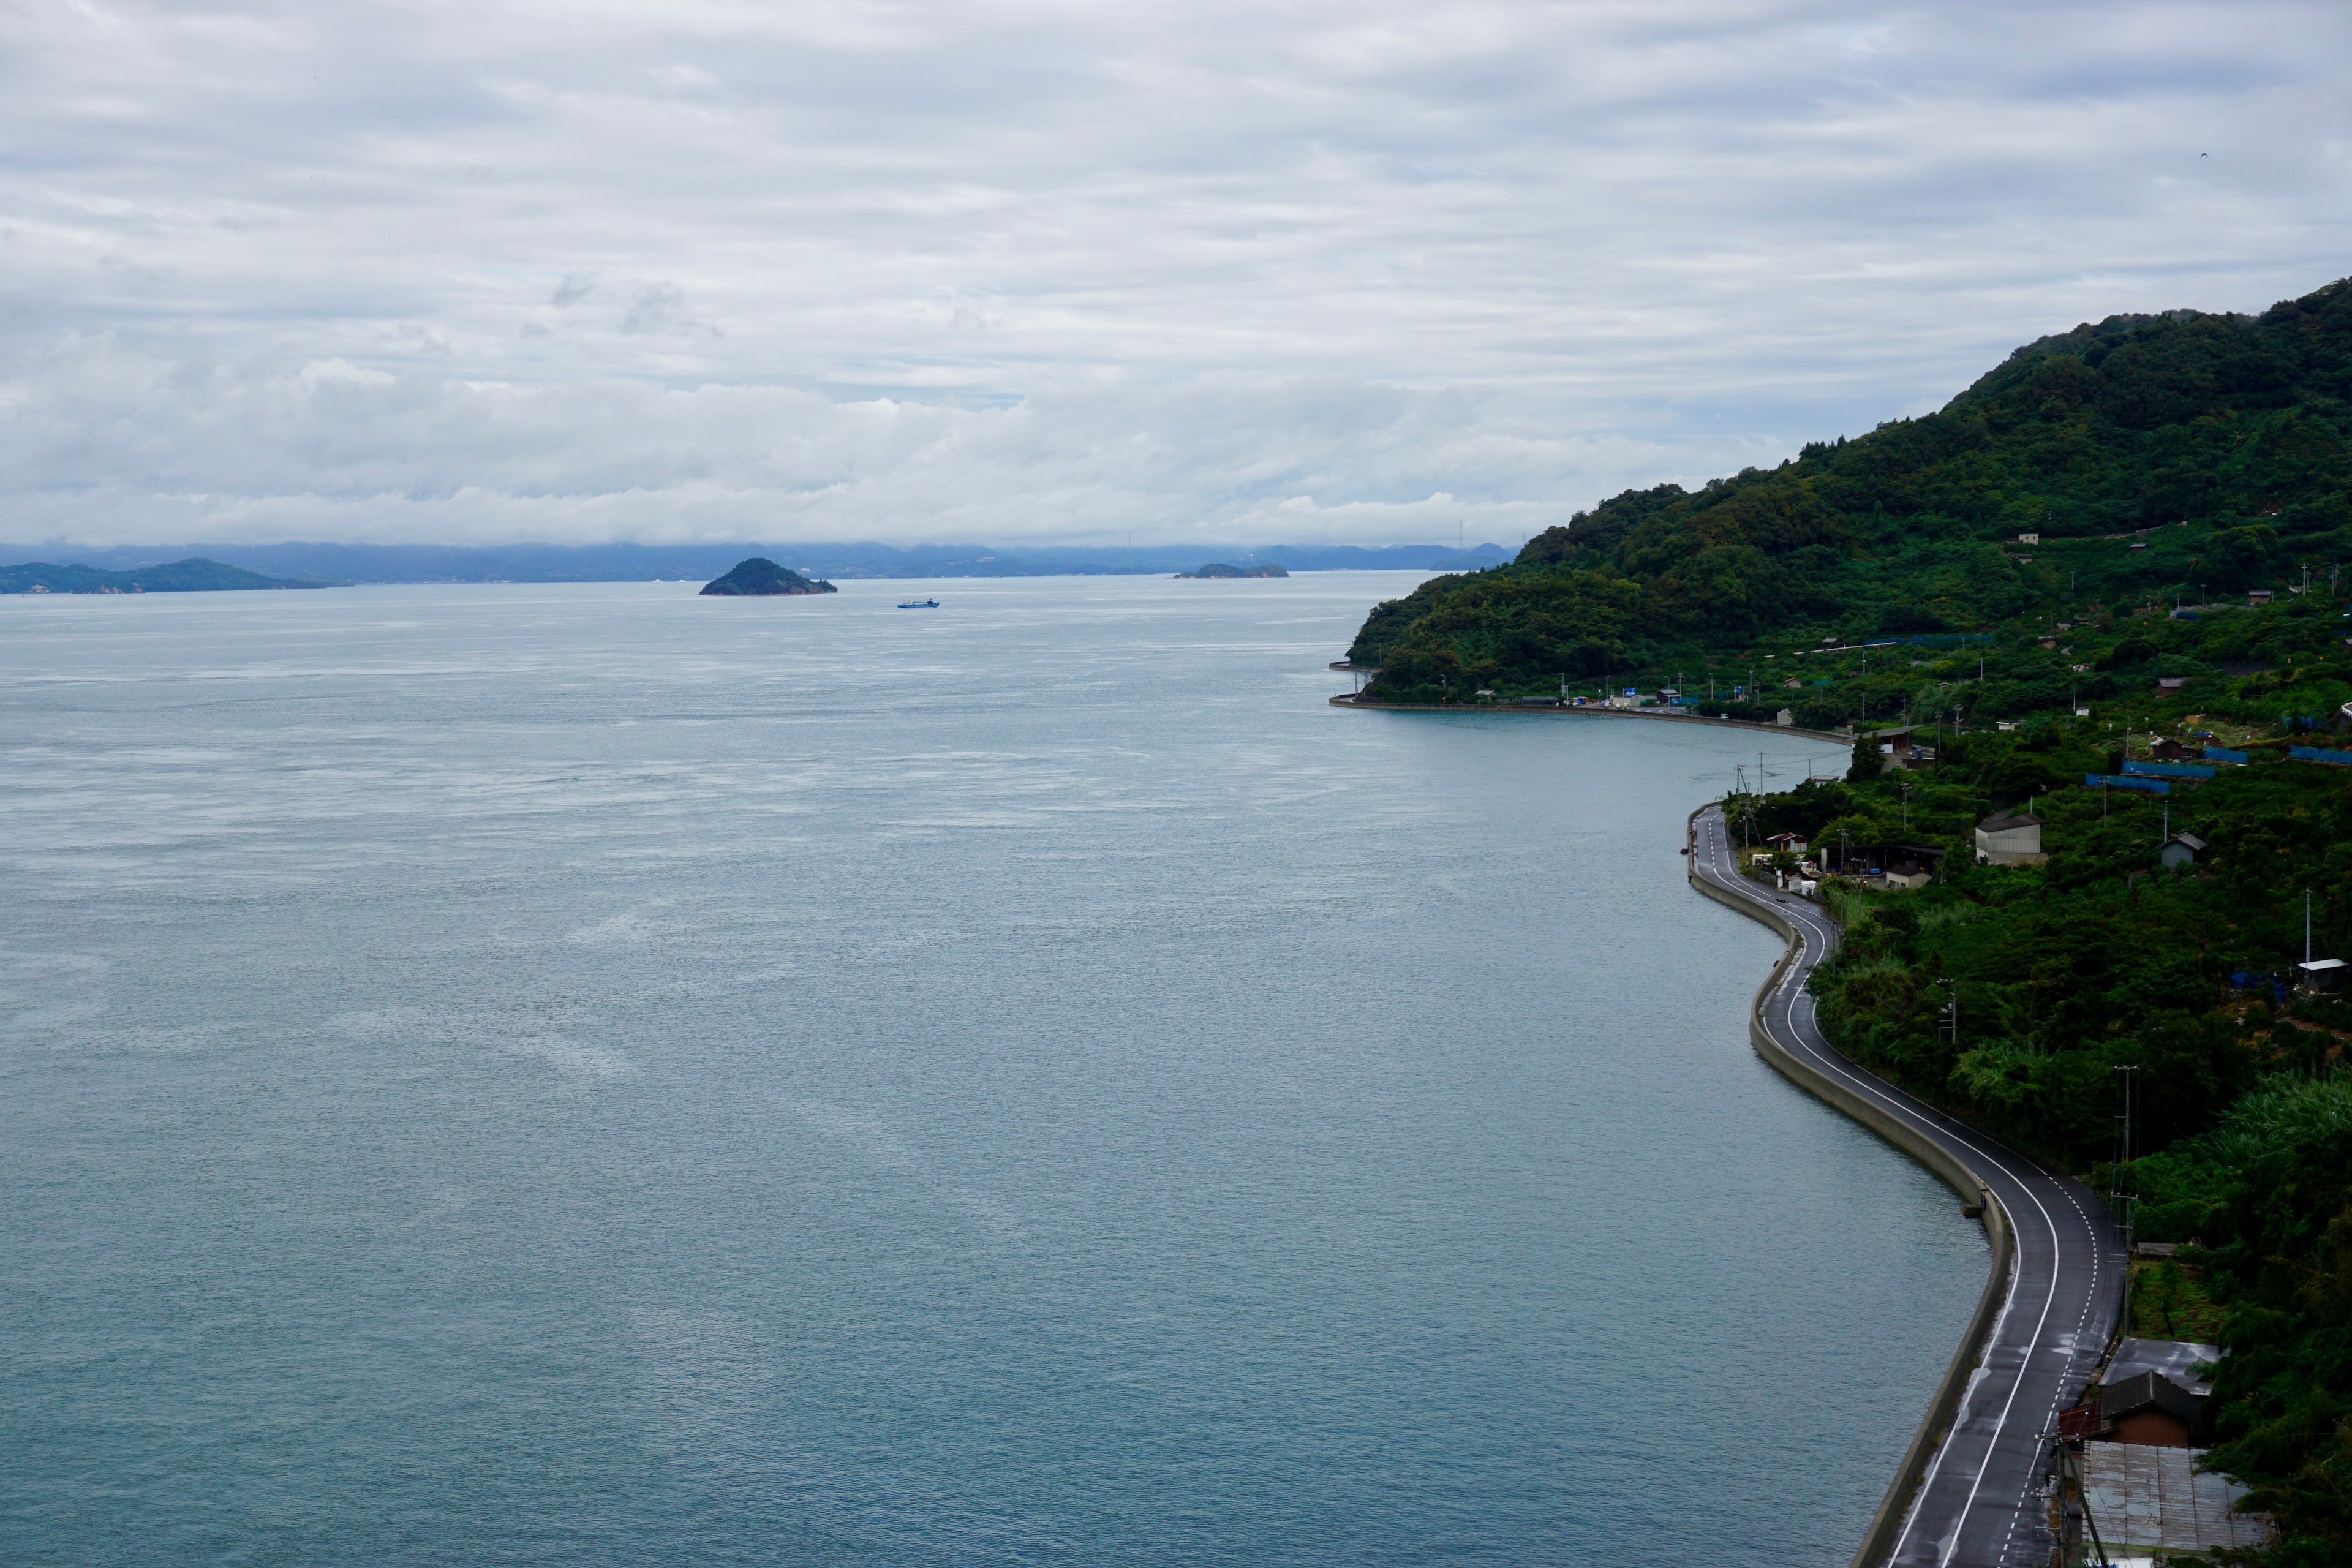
(0, 575), (1981, 1566)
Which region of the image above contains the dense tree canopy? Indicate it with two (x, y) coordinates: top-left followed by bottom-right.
(1351, 277), (2352, 707)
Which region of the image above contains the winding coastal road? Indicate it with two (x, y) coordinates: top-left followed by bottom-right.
(1689, 806), (2123, 1568)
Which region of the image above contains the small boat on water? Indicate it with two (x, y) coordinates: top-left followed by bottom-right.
(897, 598), (941, 609)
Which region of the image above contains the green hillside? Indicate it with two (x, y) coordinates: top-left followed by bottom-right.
(1350, 276), (2352, 722)
(1762, 726), (2352, 1564)
(0, 557), (336, 594)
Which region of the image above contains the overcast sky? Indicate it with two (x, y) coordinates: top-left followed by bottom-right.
(5, 0), (2348, 549)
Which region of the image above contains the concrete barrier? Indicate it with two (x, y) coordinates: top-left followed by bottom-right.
(1686, 833), (2015, 1568)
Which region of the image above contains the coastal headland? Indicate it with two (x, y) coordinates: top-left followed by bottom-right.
(1324, 276), (2352, 1562)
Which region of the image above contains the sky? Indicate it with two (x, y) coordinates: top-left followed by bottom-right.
(4, 0), (2349, 551)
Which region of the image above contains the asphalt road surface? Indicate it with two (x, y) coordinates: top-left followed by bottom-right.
(1691, 805), (2124, 1568)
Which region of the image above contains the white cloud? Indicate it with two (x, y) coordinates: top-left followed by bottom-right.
(2, 0), (2347, 547)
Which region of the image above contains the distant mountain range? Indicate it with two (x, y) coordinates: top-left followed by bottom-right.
(0, 539), (1507, 586)
(0, 557), (336, 594)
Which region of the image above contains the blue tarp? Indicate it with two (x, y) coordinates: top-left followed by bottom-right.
(2086, 773), (2171, 795)
(2124, 760), (2216, 780)
(2204, 745), (2249, 764)
(2291, 745), (2352, 767)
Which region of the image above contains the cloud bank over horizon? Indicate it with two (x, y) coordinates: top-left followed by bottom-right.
(6, 0), (2348, 549)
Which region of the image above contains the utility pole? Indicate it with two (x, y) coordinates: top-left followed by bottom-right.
(2307, 889), (2316, 966)
(1939, 979), (1958, 1046)
(2113, 1065), (2140, 1335)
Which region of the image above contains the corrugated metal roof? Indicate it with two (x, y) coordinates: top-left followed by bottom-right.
(2079, 1444), (2267, 1555)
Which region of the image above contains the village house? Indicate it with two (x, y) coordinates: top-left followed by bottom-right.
(1868, 725), (1934, 768)
(1975, 811), (2046, 865)
(2100, 1371), (2206, 1447)
(2059, 1340), (2220, 1450)
(1815, 843), (1943, 884)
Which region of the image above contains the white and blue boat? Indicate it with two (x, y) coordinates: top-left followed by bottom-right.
(897, 598), (940, 609)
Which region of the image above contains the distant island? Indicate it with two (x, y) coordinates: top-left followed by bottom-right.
(699, 558), (839, 595)
(0, 557), (337, 594)
(1175, 562), (1288, 579)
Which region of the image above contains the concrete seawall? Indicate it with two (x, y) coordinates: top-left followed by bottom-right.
(1685, 831), (2016, 1568)
(1329, 693), (1851, 745)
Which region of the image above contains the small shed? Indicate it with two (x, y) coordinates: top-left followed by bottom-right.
(1775, 707), (1794, 727)
(1975, 812), (2045, 866)
(1765, 832), (1809, 854)
(1883, 859), (1932, 891)
(2158, 832), (2207, 870)
(2249, 589), (2274, 605)
(2150, 737), (2192, 762)
(2295, 958), (2348, 994)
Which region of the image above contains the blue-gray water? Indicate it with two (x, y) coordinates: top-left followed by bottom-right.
(0, 576), (1983, 1566)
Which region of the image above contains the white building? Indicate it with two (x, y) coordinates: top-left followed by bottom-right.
(1975, 812), (2046, 865)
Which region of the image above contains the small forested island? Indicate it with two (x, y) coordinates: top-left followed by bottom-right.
(1175, 562), (1288, 578)
(0, 557), (336, 594)
(1340, 273), (2352, 1561)
(699, 557), (838, 595)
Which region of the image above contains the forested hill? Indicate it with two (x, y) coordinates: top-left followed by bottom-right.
(1351, 277), (2352, 704)
(0, 557), (335, 594)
